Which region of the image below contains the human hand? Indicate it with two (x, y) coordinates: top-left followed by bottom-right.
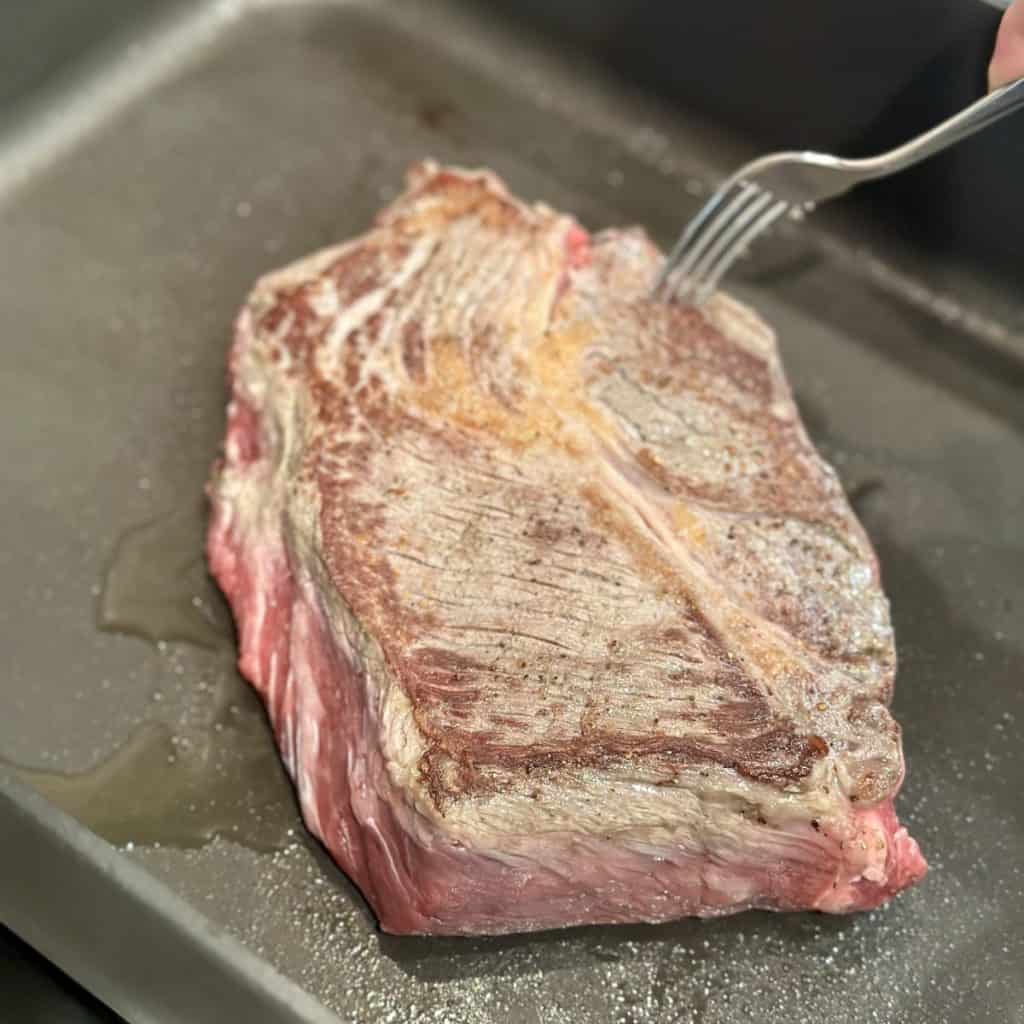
(989, 0), (1024, 89)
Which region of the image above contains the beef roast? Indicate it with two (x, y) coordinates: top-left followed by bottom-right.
(207, 162), (926, 935)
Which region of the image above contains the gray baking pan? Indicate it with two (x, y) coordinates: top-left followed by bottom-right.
(1, 1), (1022, 1022)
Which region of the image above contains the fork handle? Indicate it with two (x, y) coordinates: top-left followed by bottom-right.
(853, 77), (1024, 178)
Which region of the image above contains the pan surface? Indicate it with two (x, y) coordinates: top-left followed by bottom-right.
(1, 2), (1022, 1021)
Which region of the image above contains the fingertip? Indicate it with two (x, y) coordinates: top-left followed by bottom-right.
(989, 1), (1024, 90)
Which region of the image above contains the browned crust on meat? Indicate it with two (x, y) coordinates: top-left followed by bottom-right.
(238, 162), (901, 812)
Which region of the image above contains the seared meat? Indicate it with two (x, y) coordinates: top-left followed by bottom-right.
(207, 163), (926, 935)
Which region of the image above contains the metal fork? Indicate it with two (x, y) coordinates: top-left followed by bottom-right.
(655, 77), (1024, 305)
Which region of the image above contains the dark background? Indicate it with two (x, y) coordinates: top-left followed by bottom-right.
(0, 926), (124, 1023)
(483, 0), (1021, 284)
(3, 0), (1020, 284)
(0, 0), (1018, 1019)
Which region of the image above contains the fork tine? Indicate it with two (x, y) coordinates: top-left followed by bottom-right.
(692, 199), (789, 304)
(686, 190), (775, 281)
(672, 189), (776, 303)
(654, 179), (741, 293)
(668, 184), (767, 293)
(654, 177), (758, 296)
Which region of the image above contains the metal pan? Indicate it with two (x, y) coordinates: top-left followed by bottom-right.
(1, 2), (1021, 1021)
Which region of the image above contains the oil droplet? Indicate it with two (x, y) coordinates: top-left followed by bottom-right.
(98, 507), (233, 649)
(5, 695), (297, 853)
